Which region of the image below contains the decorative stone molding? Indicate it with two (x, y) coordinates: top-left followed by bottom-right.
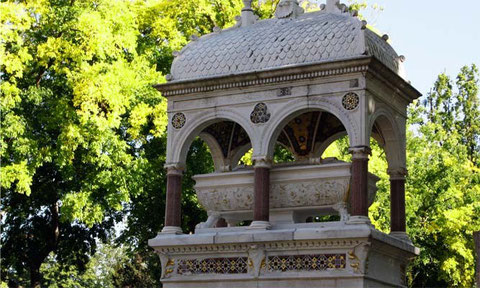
(387, 167), (408, 180)
(250, 103), (271, 124)
(158, 64), (370, 96)
(154, 238), (367, 255)
(252, 156), (273, 168)
(349, 146), (371, 159)
(164, 163), (185, 176)
(161, 226), (183, 234)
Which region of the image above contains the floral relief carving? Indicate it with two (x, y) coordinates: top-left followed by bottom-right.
(197, 186), (254, 211)
(270, 180), (349, 208)
(196, 179), (350, 212)
(250, 103), (271, 124)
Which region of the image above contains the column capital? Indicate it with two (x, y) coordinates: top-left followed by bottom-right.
(164, 163), (185, 175)
(388, 167), (408, 180)
(252, 156), (273, 169)
(348, 146), (371, 159)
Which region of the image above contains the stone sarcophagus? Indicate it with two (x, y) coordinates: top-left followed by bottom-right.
(194, 161), (379, 226)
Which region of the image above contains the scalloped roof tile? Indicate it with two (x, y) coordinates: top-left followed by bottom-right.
(170, 10), (401, 82)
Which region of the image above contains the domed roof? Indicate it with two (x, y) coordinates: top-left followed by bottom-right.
(169, 0), (403, 82)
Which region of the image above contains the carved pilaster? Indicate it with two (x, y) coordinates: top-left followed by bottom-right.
(158, 252), (175, 279)
(247, 245), (266, 277)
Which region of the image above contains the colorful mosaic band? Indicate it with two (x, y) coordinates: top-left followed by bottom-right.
(267, 254), (346, 272)
(177, 257), (248, 275)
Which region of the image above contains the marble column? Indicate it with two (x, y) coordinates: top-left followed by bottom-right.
(162, 165), (184, 234)
(348, 146), (371, 224)
(250, 157), (272, 229)
(389, 168), (410, 242)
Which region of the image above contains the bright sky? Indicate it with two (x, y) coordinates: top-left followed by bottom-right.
(362, 0), (480, 96)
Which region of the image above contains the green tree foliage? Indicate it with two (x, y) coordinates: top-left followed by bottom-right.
(405, 66), (480, 287)
(1, 0), (241, 286)
(322, 66), (480, 287)
(3, 0), (479, 287)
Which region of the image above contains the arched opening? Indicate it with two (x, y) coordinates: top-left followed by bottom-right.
(273, 111), (348, 163)
(368, 112), (406, 235)
(266, 109), (371, 224)
(321, 136), (389, 225)
(164, 119), (253, 232)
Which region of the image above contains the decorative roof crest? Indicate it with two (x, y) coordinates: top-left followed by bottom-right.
(321, 0), (347, 13)
(275, 0), (304, 19)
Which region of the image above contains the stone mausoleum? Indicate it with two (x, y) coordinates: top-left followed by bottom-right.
(149, 0), (421, 287)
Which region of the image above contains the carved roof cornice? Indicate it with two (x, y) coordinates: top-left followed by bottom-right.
(154, 57), (421, 102)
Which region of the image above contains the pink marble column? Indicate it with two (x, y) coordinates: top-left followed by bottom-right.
(250, 157), (272, 229)
(162, 165), (184, 234)
(349, 146), (371, 223)
(389, 168), (409, 241)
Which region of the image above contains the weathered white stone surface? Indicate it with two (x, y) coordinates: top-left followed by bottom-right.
(170, 8), (402, 82)
(149, 223), (418, 288)
(150, 1), (422, 287)
(194, 161), (379, 226)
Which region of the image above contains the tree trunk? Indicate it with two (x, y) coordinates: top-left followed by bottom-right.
(30, 265), (42, 288)
(474, 231), (480, 288)
(29, 202), (60, 288)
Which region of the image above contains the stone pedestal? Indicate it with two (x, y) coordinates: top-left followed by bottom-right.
(149, 223), (418, 288)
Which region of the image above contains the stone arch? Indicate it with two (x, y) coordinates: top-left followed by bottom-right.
(261, 99), (358, 160)
(312, 131), (349, 158)
(168, 109), (257, 168)
(368, 108), (404, 170)
(198, 132), (228, 172)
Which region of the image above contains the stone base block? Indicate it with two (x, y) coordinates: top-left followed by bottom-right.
(149, 223), (419, 288)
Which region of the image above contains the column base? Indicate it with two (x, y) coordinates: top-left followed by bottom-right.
(390, 231), (413, 244)
(161, 226), (183, 234)
(247, 221), (272, 230)
(346, 215), (371, 225)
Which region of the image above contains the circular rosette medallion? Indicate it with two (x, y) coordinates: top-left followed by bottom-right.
(342, 92), (360, 111)
(171, 113), (186, 129)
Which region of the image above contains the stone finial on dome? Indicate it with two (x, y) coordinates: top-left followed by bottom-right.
(275, 0), (304, 19)
(241, 0), (256, 26)
(324, 0), (344, 13)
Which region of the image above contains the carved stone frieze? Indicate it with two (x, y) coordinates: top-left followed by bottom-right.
(194, 163), (379, 221)
(196, 186), (254, 211)
(156, 238), (364, 255)
(196, 178), (349, 212)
